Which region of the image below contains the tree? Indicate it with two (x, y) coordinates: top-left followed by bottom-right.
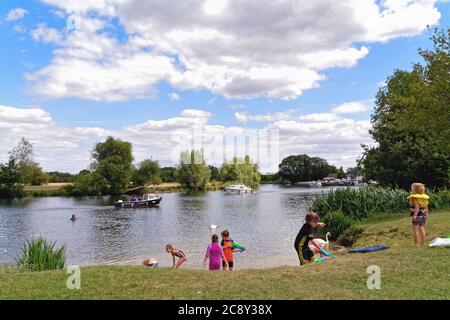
(132, 159), (162, 186)
(220, 156), (261, 189)
(278, 154), (333, 184)
(362, 28), (450, 189)
(161, 167), (178, 183)
(0, 159), (25, 198)
(177, 150), (211, 192)
(70, 171), (106, 196)
(8, 137), (48, 185)
(208, 165), (221, 181)
(91, 137), (133, 195)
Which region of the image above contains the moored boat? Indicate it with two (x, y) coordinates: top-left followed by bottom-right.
(114, 193), (162, 208)
(224, 184), (253, 194)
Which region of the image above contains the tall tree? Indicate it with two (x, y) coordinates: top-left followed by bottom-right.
(220, 156), (261, 189)
(278, 154), (333, 184)
(91, 137), (133, 194)
(177, 150), (211, 192)
(0, 159), (25, 198)
(8, 137), (48, 185)
(362, 28), (450, 189)
(132, 159), (162, 186)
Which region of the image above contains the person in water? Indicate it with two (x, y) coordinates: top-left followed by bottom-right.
(407, 183), (430, 246)
(221, 230), (240, 271)
(142, 257), (158, 268)
(165, 244), (187, 268)
(204, 234), (228, 271)
(294, 211), (326, 265)
(70, 214), (77, 222)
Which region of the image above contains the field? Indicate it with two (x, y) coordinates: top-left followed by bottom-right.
(1, 210), (449, 300)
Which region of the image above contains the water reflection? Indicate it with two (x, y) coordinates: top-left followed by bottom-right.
(0, 185), (336, 269)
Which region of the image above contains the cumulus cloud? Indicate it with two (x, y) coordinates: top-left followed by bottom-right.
(31, 23), (63, 44)
(235, 109), (295, 123)
(331, 100), (372, 114)
(5, 8), (28, 21)
(0, 104), (373, 172)
(168, 92), (180, 101)
(26, 0), (442, 101)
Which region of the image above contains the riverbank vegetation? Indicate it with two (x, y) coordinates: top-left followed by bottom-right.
(15, 237), (66, 272)
(1, 210), (449, 300)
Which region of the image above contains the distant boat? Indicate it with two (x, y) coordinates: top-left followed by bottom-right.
(114, 193), (162, 208)
(224, 184), (253, 195)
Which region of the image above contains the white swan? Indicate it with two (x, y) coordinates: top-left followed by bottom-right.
(315, 232), (331, 250)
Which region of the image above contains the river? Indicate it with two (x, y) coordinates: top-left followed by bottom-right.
(0, 184), (335, 269)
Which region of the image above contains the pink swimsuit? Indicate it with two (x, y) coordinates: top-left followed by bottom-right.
(205, 242), (225, 270)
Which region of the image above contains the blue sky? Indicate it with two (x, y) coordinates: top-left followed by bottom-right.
(0, 1), (449, 173)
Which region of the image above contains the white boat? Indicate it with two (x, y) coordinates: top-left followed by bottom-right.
(224, 184), (253, 194)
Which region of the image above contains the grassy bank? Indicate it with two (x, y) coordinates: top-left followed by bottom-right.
(1, 210), (449, 300)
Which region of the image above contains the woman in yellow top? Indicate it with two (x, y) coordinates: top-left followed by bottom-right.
(407, 183), (429, 246)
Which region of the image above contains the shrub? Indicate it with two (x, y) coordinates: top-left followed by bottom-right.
(317, 210), (352, 241)
(337, 226), (364, 247)
(16, 237), (66, 271)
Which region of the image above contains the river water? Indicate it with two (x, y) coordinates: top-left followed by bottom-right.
(0, 184), (334, 269)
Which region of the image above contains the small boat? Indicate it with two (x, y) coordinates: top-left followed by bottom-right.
(114, 193), (162, 208)
(224, 184), (253, 195)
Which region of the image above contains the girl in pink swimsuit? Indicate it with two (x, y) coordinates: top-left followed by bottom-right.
(204, 234), (228, 271)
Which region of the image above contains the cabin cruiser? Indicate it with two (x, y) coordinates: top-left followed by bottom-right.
(224, 184), (253, 194)
(114, 193), (162, 208)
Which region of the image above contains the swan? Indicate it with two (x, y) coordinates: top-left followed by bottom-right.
(315, 232), (331, 250)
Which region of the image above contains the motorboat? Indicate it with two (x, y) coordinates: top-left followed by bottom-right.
(114, 193), (162, 208)
(224, 184), (253, 194)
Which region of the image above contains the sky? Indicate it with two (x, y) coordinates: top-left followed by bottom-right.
(0, 0), (449, 173)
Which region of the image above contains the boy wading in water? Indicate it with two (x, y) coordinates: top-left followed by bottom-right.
(407, 183), (430, 246)
(294, 212), (326, 265)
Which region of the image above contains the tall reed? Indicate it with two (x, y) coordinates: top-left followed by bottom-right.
(16, 237), (66, 271)
(310, 187), (450, 220)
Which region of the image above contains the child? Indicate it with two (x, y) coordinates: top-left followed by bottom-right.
(142, 257), (158, 267)
(294, 211), (326, 265)
(204, 234), (228, 271)
(221, 230), (240, 271)
(165, 244), (187, 268)
(407, 183), (430, 246)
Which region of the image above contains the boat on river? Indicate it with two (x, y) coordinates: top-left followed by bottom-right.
(224, 184), (253, 194)
(114, 193), (162, 208)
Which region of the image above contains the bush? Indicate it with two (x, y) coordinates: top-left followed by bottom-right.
(310, 187), (450, 220)
(16, 237), (66, 271)
(317, 210), (352, 241)
(337, 226), (364, 247)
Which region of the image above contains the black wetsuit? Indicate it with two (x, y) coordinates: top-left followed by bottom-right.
(294, 223), (315, 265)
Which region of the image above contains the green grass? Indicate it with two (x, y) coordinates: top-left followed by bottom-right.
(1, 211), (449, 300)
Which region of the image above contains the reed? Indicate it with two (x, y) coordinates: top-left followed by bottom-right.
(16, 237), (66, 271)
(310, 187), (450, 220)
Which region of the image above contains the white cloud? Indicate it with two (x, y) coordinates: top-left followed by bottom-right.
(235, 109), (295, 123)
(5, 8), (28, 22)
(0, 103), (373, 172)
(26, 0), (442, 101)
(31, 23), (63, 44)
(331, 100), (372, 114)
(168, 92), (180, 101)
(299, 113), (341, 122)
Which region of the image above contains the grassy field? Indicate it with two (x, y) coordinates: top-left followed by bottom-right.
(24, 183), (73, 192)
(1, 211), (449, 300)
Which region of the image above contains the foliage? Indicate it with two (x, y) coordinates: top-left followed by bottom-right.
(132, 159), (161, 186)
(336, 226), (364, 247)
(0, 160), (25, 199)
(278, 154), (335, 184)
(260, 173), (280, 183)
(91, 137), (133, 195)
(8, 137), (48, 185)
(69, 171), (106, 196)
(208, 165), (221, 181)
(316, 211), (352, 241)
(177, 150), (211, 192)
(47, 171), (76, 183)
(220, 156), (261, 189)
(16, 237), (66, 271)
(362, 28), (450, 189)
(161, 167), (178, 183)
(310, 187), (450, 220)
